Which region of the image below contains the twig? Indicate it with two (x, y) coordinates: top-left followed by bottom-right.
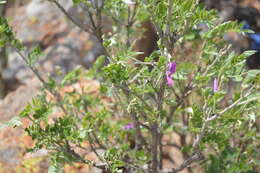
(170, 152), (202, 173)
(116, 83), (149, 149)
(131, 113), (149, 149)
(55, 141), (107, 170)
(173, 85), (254, 173)
(207, 86), (254, 122)
(202, 45), (229, 77)
(142, 0), (164, 39)
(165, 0), (174, 53)
(52, 0), (111, 60)
(92, 131), (107, 149)
(52, 0), (90, 33)
(167, 83), (196, 123)
(117, 84), (154, 112)
(15, 49), (68, 114)
(165, 0), (173, 37)
(171, 88), (181, 100)
(187, 86), (256, 171)
(126, 5), (132, 47)
(163, 142), (181, 150)
(139, 121), (150, 130)
(16, 50), (45, 84)
(192, 117), (208, 150)
(78, 2), (104, 40)
(88, 135), (105, 163)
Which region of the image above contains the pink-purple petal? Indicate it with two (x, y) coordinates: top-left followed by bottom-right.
(166, 76), (174, 87)
(168, 62), (176, 74)
(122, 122), (135, 130)
(166, 62), (176, 87)
(213, 78), (218, 93)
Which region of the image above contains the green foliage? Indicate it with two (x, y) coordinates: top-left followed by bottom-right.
(28, 46), (43, 67)
(0, 17), (23, 50)
(205, 147), (257, 173)
(1, 0), (259, 172)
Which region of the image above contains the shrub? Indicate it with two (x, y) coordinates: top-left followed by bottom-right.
(0, 0), (260, 172)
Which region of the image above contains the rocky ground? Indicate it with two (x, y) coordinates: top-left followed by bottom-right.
(0, 0), (259, 172)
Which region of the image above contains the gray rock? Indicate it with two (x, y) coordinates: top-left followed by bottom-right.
(0, 147), (20, 165)
(2, 51), (32, 84)
(26, 0), (57, 17)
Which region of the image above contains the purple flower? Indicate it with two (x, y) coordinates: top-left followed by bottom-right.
(122, 122), (135, 130)
(166, 62), (176, 87)
(213, 78), (218, 93)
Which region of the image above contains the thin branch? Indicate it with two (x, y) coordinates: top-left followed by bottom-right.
(52, 0), (90, 33)
(236, 96), (260, 106)
(104, 10), (125, 26)
(52, 0), (110, 59)
(15, 49), (68, 114)
(165, 0), (174, 53)
(131, 113), (149, 149)
(202, 45), (229, 77)
(186, 86), (256, 172)
(115, 83), (150, 149)
(165, 0), (173, 36)
(170, 152), (202, 173)
(88, 135), (105, 163)
(163, 142), (181, 150)
(16, 50), (45, 84)
(134, 61), (155, 66)
(139, 121), (150, 130)
(192, 117), (208, 150)
(117, 84), (154, 112)
(167, 83), (196, 123)
(207, 86), (255, 122)
(61, 145), (107, 170)
(172, 85), (254, 173)
(149, 17), (164, 41)
(92, 131), (107, 150)
(126, 5), (132, 47)
(142, 0), (164, 39)
(171, 88), (181, 100)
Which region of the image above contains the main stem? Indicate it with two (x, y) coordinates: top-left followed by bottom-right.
(151, 123), (159, 173)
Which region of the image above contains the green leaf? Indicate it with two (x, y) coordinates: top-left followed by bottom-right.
(203, 21), (240, 39)
(93, 55), (106, 70)
(19, 104), (32, 117)
(28, 46), (43, 67)
(0, 117), (22, 129)
(247, 70), (260, 78)
(61, 66), (82, 85)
